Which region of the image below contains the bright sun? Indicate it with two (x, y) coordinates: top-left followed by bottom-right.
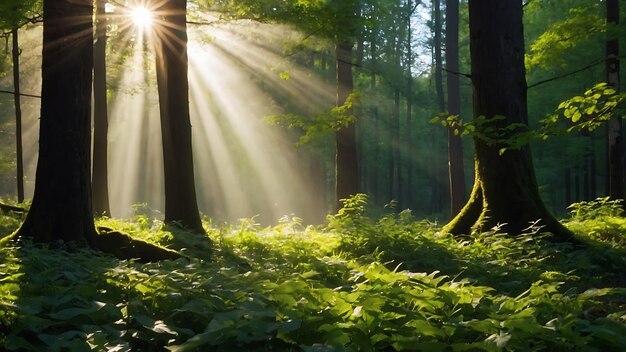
(131, 6), (153, 28)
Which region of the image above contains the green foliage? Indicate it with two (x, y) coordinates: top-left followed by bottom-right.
(566, 197), (626, 247)
(265, 93), (359, 145)
(526, 6), (604, 70)
(0, 0), (40, 30)
(547, 83), (625, 131)
(1, 198), (625, 351)
(430, 114), (535, 154)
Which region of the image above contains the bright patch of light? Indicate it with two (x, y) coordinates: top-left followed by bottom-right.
(131, 6), (153, 28)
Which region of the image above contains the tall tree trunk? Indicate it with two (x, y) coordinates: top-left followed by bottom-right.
(370, 40), (379, 204)
(564, 167), (571, 206)
(334, 41), (359, 210)
(12, 28), (24, 203)
(431, 0), (447, 214)
(445, 0), (466, 216)
(92, 0), (111, 216)
(393, 87), (401, 208)
(154, 0), (204, 233)
(606, 0), (623, 203)
(17, 0), (97, 243)
(406, 15), (414, 211)
(441, 0), (574, 241)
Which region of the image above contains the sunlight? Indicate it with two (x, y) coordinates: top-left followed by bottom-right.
(130, 6), (153, 29)
(104, 18), (335, 223)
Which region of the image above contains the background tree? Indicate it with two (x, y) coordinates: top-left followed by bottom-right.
(605, 0), (622, 203)
(442, 0), (574, 241)
(92, 0), (111, 216)
(154, 0), (205, 233)
(445, 0), (466, 216)
(0, 0), (40, 203)
(17, 0), (97, 243)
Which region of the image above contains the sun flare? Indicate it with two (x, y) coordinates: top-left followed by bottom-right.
(130, 6), (153, 28)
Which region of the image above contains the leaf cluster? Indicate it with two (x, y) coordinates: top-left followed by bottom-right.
(265, 92), (359, 145)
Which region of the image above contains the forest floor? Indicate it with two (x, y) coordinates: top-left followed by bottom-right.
(0, 196), (625, 351)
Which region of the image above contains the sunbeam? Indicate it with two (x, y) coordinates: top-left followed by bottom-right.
(104, 16), (336, 223)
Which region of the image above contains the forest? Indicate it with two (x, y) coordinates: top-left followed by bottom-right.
(0, 0), (626, 350)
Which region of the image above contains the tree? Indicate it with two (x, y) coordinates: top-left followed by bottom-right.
(17, 0), (97, 243)
(335, 40), (359, 210)
(605, 0), (622, 203)
(12, 28), (24, 203)
(442, 0), (575, 241)
(445, 0), (466, 216)
(92, 0), (111, 216)
(0, 0), (40, 203)
(154, 0), (205, 233)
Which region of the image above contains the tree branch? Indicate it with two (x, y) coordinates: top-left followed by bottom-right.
(442, 67), (472, 79)
(0, 90), (41, 99)
(526, 55), (626, 89)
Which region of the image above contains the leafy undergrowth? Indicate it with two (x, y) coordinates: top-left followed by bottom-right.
(0, 196), (625, 351)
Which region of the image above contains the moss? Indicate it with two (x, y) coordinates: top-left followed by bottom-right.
(95, 227), (183, 263)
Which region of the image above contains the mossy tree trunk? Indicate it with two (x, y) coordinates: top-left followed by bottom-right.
(442, 0), (574, 242)
(154, 0), (205, 234)
(17, 0), (97, 244)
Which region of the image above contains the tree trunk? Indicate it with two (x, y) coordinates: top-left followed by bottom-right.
(12, 28), (24, 203)
(370, 43), (379, 204)
(334, 41), (359, 210)
(17, 0), (97, 243)
(405, 12), (414, 208)
(154, 0), (205, 234)
(92, 0), (111, 216)
(431, 0), (447, 214)
(445, 0), (466, 217)
(606, 0), (623, 203)
(441, 0), (575, 241)
(393, 87), (401, 208)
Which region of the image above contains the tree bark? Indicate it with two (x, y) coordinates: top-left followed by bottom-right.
(17, 0), (97, 243)
(445, 0), (466, 217)
(606, 0), (623, 203)
(92, 0), (111, 216)
(334, 41), (359, 210)
(430, 0), (446, 214)
(405, 4), (414, 211)
(441, 0), (574, 241)
(154, 0), (205, 233)
(12, 28), (24, 203)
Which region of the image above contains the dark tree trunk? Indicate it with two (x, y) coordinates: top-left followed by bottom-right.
(154, 0), (205, 233)
(431, 0), (447, 214)
(404, 4), (413, 194)
(565, 167), (571, 206)
(334, 41), (359, 210)
(606, 0), (623, 203)
(12, 28), (24, 203)
(92, 0), (111, 216)
(433, 0), (445, 113)
(441, 0), (574, 241)
(17, 0), (97, 243)
(393, 87), (401, 207)
(445, 0), (466, 217)
(370, 42), (379, 204)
